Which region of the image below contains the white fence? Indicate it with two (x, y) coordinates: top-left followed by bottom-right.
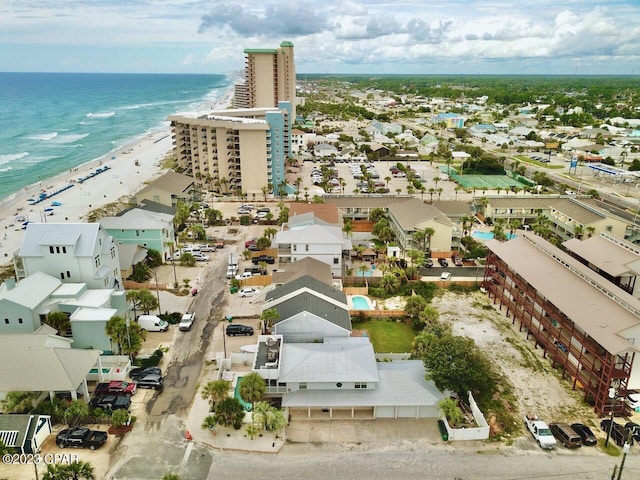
(441, 392), (490, 441)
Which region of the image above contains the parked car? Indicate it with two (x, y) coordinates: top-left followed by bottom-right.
(197, 244), (215, 252)
(626, 392), (640, 413)
(178, 312), (196, 331)
(252, 255), (275, 264)
(95, 380), (137, 396)
(135, 374), (164, 390)
(129, 366), (161, 381)
(440, 272), (451, 281)
(423, 258), (434, 268)
(192, 252), (210, 262)
(239, 287), (258, 297)
(549, 423), (582, 448)
(235, 272), (253, 281)
(89, 394), (131, 411)
(624, 422), (640, 442)
(56, 427), (108, 450)
(438, 258), (449, 267)
(237, 207), (252, 215)
(452, 255), (463, 267)
(570, 423), (597, 446)
(226, 324), (254, 336)
(600, 419), (634, 447)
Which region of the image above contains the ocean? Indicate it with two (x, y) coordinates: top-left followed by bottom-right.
(0, 72), (232, 202)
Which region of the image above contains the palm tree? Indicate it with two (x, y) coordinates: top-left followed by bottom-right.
(261, 185), (269, 202)
(380, 274), (400, 294)
(428, 188), (435, 202)
(238, 372), (266, 405)
(358, 264), (370, 277)
(437, 187), (443, 200)
(45, 311), (70, 336)
(264, 227), (278, 240)
(201, 379), (230, 409)
(424, 227), (436, 254)
(384, 176), (391, 187)
(43, 462), (96, 480)
(586, 226), (596, 238)
(342, 220), (353, 238)
(260, 308), (280, 332)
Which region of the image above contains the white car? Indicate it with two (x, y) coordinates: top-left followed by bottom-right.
(178, 312), (195, 331)
(238, 287), (258, 297)
(192, 252), (210, 262)
(440, 272), (452, 281)
(627, 393), (640, 412)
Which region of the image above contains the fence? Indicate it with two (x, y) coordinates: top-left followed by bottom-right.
(440, 392), (490, 441)
(123, 280), (169, 290)
(343, 286), (369, 295)
(239, 275), (273, 287)
(349, 309), (405, 318)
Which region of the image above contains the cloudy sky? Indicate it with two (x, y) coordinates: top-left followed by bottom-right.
(1, 0), (639, 75)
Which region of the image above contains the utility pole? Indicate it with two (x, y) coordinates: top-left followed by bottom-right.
(616, 430), (633, 480)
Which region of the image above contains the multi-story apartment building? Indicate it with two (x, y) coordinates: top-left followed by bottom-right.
(168, 104), (291, 196)
(14, 223), (123, 291)
(234, 41), (296, 118)
(483, 231), (640, 415)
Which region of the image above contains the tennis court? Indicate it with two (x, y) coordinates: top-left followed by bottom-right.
(450, 173), (527, 190)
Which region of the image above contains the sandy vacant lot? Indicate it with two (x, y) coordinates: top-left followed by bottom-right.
(432, 290), (596, 432)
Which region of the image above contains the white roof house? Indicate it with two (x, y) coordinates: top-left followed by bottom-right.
(16, 223), (123, 291)
(0, 333), (101, 401)
(275, 224), (352, 277)
(0, 273), (62, 333)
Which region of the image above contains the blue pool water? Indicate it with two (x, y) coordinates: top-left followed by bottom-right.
(234, 377), (252, 412)
(89, 368), (111, 374)
(351, 295), (372, 310)
(472, 231), (516, 240)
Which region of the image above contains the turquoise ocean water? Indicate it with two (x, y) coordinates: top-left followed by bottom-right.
(0, 72), (231, 202)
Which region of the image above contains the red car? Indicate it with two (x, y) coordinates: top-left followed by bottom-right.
(95, 381), (137, 396)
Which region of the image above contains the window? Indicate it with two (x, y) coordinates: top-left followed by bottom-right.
(4, 318), (8, 325)
(135, 230), (140, 237)
(355, 382), (367, 389)
(18, 318), (23, 324)
(336, 382), (343, 388)
(333, 257), (339, 265)
(299, 383), (307, 390)
(292, 244), (297, 252)
(62, 246), (66, 254)
(49, 246), (54, 254)
(60, 272), (65, 280)
(94, 256), (100, 268)
(66, 271), (70, 278)
(305, 244), (309, 252)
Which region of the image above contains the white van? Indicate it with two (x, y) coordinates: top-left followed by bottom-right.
(138, 315), (169, 332)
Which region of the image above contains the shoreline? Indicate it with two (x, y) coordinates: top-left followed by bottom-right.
(0, 86), (235, 265)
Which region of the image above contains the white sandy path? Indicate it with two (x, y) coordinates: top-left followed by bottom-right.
(0, 88), (235, 266)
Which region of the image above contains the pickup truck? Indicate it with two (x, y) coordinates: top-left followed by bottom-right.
(524, 414), (556, 449)
(56, 427), (108, 450)
(94, 380), (137, 396)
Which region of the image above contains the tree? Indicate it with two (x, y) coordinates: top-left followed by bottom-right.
(63, 400), (89, 426)
(0, 391), (40, 413)
(439, 398), (464, 426)
(369, 208), (386, 223)
(238, 372), (266, 405)
(173, 200), (190, 229)
(213, 397), (245, 429)
(204, 208), (222, 226)
(256, 237), (271, 251)
(126, 289), (158, 315)
(342, 220), (353, 238)
(379, 274), (400, 294)
(419, 333), (496, 404)
(43, 462), (95, 480)
(45, 311), (70, 336)
(0, 439), (10, 457)
(200, 380), (231, 409)
(423, 227), (436, 254)
(264, 227), (278, 240)
(110, 408), (130, 428)
(405, 296), (428, 319)
(358, 264), (370, 277)
(406, 249), (424, 268)
(179, 252), (196, 267)
(261, 308), (280, 331)
(105, 315), (145, 358)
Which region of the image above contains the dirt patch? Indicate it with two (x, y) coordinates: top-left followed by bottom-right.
(431, 290), (596, 428)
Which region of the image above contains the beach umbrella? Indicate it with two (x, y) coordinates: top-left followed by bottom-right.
(44, 208), (54, 212)
(51, 201), (62, 206)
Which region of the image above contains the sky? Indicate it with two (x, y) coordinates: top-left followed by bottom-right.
(1, 0), (639, 75)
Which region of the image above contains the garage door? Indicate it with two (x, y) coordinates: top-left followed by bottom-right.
(397, 406), (418, 418)
(375, 406), (396, 418)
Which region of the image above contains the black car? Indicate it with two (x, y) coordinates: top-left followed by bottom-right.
(624, 422), (640, 442)
(600, 419), (634, 447)
(570, 423), (597, 446)
(129, 366), (162, 381)
(438, 258), (449, 267)
(89, 394), (131, 411)
(226, 324), (254, 336)
(252, 255), (275, 265)
(135, 374), (163, 390)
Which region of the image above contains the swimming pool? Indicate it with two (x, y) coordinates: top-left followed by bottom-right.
(351, 295), (372, 310)
(234, 377), (252, 412)
(471, 231), (516, 241)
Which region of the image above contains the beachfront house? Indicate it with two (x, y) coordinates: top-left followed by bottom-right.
(100, 207), (175, 261)
(134, 170), (195, 208)
(263, 275), (351, 343)
(14, 223), (123, 291)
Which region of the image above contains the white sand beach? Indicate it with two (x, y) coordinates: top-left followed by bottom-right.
(0, 88), (234, 266)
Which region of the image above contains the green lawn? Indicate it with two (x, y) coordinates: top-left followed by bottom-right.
(351, 319), (416, 353)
